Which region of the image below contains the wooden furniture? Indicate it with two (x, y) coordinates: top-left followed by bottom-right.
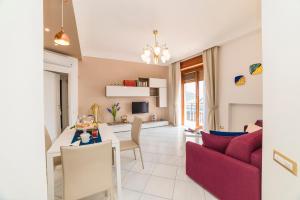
(106, 86), (150, 97)
(105, 77), (167, 108)
(158, 87), (167, 107)
(46, 124), (122, 200)
(120, 117), (144, 169)
(61, 141), (113, 200)
(149, 78), (167, 87)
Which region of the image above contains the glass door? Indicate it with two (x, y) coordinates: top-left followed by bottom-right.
(198, 80), (204, 127)
(184, 82), (196, 128)
(181, 67), (204, 129)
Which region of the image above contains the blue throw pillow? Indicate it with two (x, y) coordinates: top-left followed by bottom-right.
(210, 130), (247, 136)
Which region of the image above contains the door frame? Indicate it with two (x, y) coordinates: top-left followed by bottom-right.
(44, 50), (78, 125)
(180, 55), (203, 129)
(181, 70), (201, 128)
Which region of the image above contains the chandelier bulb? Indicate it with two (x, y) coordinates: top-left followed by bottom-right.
(141, 30), (170, 64)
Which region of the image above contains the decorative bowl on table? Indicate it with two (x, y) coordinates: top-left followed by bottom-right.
(76, 115), (97, 130)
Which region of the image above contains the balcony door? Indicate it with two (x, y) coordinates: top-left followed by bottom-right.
(181, 56), (204, 129)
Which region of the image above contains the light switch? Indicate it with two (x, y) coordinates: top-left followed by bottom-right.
(273, 149), (297, 176)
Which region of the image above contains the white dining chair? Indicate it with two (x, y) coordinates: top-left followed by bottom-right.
(61, 141), (114, 200)
(120, 117), (144, 169)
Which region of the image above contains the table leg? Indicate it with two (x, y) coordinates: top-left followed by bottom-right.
(115, 143), (122, 200)
(47, 155), (54, 200)
(195, 136), (200, 144)
(183, 134), (187, 151)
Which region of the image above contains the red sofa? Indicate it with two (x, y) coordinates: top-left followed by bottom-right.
(186, 124), (262, 200)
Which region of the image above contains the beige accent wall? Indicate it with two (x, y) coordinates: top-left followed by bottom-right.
(44, 0), (81, 59)
(78, 57), (168, 123)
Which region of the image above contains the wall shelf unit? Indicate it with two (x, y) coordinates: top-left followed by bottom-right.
(106, 86), (150, 97)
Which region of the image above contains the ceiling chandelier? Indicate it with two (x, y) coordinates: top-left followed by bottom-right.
(141, 30), (171, 64)
(54, 0), (70, 46)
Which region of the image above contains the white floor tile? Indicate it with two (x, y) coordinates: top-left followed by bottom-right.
(140, 194), (168, 200)
(139, 152), (159, 163)
(122, 171), (150, 192)
(121, 157), (137, 170)
(144, 176), (175, 199)
(131, 161), (156, 174)
(173, 179), (205, 200)
(157, 154), (182, 166)
(122, 189), (142, 200)
(204, 190), (219, 200)
(152, 163), (178, 179)
(175, 166), (191, 182)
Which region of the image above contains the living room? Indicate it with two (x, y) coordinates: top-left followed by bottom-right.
(1, 0), (300, 200)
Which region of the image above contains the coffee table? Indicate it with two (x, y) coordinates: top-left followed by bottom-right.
(184, 131), (202, 144)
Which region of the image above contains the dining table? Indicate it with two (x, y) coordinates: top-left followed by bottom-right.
(46, 123), (122, 200)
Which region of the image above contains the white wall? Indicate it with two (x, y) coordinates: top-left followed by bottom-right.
(218, 30), (262, 131)
(0, 1), (47, 199)
(262, 0), (300, 199)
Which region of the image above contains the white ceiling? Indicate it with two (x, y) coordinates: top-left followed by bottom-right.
(73, 0), (260, 64)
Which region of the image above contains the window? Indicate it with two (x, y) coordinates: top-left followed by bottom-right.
(181, 56), (204, 129)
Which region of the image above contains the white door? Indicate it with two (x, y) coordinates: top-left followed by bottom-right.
(44, 71), (61, 141)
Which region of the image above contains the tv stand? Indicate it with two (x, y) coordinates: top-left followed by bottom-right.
(107, 120), (169, 133)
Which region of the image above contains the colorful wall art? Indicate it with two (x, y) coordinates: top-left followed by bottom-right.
(249, 63), (263, 75)
(235, 75), (246, 86)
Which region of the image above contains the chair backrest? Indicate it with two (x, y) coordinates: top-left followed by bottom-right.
(131, 117), (143, 145)
(44, 127), (52, 152)
(61, 141), (112, 200)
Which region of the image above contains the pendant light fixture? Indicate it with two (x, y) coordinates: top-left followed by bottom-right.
(54, 0), (70, 46)
(141, 30), (170, 64)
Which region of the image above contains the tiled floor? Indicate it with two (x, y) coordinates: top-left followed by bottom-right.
(54, 126), (218, 200)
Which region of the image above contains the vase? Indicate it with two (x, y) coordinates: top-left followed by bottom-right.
(113, 115), (116, 122)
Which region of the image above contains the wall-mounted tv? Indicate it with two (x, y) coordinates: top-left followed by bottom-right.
(132, 102), (149, 114)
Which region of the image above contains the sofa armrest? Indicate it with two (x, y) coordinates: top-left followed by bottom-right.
(186, 142), (261, 200)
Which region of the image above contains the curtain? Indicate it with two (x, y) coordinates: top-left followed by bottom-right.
(203, 46), (219, 130)
(168, 62), (181, 126)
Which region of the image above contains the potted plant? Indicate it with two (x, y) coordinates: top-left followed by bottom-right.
(107, 103), (120, 122)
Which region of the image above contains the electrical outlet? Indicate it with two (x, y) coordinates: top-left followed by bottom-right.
(273, 149), (297, 176)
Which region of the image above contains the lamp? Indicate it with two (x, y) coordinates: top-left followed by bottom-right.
(141, 30), (171, 64)
(54, 0), (70, 46)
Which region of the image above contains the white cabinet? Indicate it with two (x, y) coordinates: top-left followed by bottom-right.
(158, 87), (167, 107)
(106, 86), (150, 97)
(109, 121), (169, 133)
(149, 78), (167, 88)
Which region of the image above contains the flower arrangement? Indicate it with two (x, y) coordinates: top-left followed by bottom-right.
(107, 103), (120, 122)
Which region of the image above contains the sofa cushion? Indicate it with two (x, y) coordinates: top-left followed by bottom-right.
(210, 130), (247, 136)
(246, 124), (262, 133)
(255, 120), (263, 127)
(251, 148), (262, 169)
(225, 129), (262, 163)
(201, 132), (234, 153)
(244, 120), (263, 132)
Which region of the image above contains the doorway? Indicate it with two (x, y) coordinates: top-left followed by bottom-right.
(181, 55), (204, 129)
(44, 71), (69, 140)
